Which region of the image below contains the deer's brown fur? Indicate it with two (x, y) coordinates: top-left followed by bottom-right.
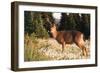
(50, 24), (87, 56)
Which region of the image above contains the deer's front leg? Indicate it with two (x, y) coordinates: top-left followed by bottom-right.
(62, 42), (65, 52)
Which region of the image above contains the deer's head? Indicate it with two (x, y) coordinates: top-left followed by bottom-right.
(50, 24), (58, 38)
(50, 24), (57, 33)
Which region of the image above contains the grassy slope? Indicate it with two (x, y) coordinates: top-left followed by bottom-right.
(24, 36), (90, 61)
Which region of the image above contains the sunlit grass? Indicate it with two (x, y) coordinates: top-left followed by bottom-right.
(24, 34), (90, 61)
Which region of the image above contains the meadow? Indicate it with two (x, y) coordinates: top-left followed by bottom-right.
(24, 34), (90, 61)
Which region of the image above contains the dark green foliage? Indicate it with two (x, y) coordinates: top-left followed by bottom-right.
(59, 13), (78, 30)
(24, 11), (50, 38)
(32, 12), (49, 38)
(73, 14), (82, 31)
(67, 13), (77, 30)
(59, 13), (68, 30)
(24, 11), (34, 34)
(81, 14), (90, 39)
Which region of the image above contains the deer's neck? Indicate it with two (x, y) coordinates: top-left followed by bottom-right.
(52, 30), (58, 39)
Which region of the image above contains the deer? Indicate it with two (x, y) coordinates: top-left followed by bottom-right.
(50, 23), (88, 56)
(45, 15), (88, 56)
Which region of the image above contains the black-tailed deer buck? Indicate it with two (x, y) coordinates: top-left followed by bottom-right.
(46, 15), (88, 56)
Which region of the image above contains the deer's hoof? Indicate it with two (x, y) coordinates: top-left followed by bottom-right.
(61, 49), (64, 53)
(83, 52), (88, 57)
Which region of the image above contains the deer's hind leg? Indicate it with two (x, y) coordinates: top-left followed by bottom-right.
(76, 43), (88, 56)
(76, 41), (88, 56)
(81, 46), (87, 56)
(76, 40), (88, 56)
(75, 35), (88, 56)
